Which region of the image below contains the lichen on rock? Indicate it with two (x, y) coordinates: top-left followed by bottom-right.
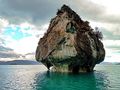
(35, 4), (105, 73)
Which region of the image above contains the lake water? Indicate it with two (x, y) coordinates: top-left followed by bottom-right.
(0, 65), (120, 90)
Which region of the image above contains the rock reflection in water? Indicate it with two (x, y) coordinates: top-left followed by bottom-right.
(34, 71), (109, 90)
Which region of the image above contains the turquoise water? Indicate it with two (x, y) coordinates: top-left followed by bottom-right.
(0, 65), (120, 90)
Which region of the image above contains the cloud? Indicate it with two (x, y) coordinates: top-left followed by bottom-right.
(0, 45), (36, 61)
(0, 18), (9, 33)
(0, 0), (119, 25)
(71, 0), (120, 24)
(0, 45), (20, 59)
(0, 51), (19, 58)
(4, 23), (48, 54)
(0, 38), (5, 45)
(89, 21), (120, 40)
(20, 22), (48, 37)
(6, 36), (39, 54)
(101, 28), (120, 40)
(0, 20), (47, 61)
(0, 0), (69, 25)
(69, 0), (105, 17)
(0, 45), (13, 51)
(97, 15), (120, 24)
(0, 19), (48, 61)
(103, 40), (120, 62)
(0, 0), (107, 24)
(24, 52), (35, 60)
(103, 40), (120, 48)
(101, 46), (120, 62)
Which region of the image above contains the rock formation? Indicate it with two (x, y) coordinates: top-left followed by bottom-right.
(36, 5), (105, 73)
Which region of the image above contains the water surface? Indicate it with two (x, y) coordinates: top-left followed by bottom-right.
(0, 65), (120, 90)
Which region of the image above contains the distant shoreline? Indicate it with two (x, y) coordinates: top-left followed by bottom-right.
(0, 60), (41, 65)
(0, 60), (120, 65)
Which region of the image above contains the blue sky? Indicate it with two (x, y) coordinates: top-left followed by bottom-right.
(0, 0), (120, 62)
(3, 26), (32, 40)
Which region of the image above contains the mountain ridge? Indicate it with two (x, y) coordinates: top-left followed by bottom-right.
(0, 60), (41, 65)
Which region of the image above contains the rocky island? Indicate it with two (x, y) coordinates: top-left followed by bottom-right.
(35, 5), (105, 73)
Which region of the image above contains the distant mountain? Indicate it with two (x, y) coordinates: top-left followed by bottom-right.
(99, 62), (120, 65)
(115, 63), (120, 65)
(0, 60), (41, 65)
(99, 62), (113, 65)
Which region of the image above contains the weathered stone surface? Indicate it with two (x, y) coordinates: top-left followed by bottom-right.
(35, 5), (105, 73)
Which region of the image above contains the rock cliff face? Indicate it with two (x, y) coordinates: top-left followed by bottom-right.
(36, 5), (105, 73)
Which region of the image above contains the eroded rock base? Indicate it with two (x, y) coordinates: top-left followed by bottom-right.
(51, 64), (94, 73)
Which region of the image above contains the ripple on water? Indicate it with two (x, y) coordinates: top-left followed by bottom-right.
(0, 65), (120, 90)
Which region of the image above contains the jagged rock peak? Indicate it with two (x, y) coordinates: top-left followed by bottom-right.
(57, 4), (83, 23)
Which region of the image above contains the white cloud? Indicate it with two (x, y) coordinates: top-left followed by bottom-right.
(20, 23), (48, 36)
(4, 23), (48, 55)
(103, 40), (120, 47)
(25, 53), (35, 60)
(105, 53), (120, 62)
(0, 18), (9, 32)
(0, 58), (15, 61)
(0, 45), (20, 61)
(0, 18), (48, 61)
(7, 36), (38, 54)
(90, 0), (120, 15)
(103, 40), (120, 62)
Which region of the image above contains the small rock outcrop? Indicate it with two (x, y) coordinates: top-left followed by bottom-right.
(36, 5), (105, 73)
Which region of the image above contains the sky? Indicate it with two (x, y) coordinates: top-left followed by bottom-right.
(0, 0), (120, 62)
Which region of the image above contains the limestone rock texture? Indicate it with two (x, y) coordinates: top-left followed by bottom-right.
(35, 5), (105, 73)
